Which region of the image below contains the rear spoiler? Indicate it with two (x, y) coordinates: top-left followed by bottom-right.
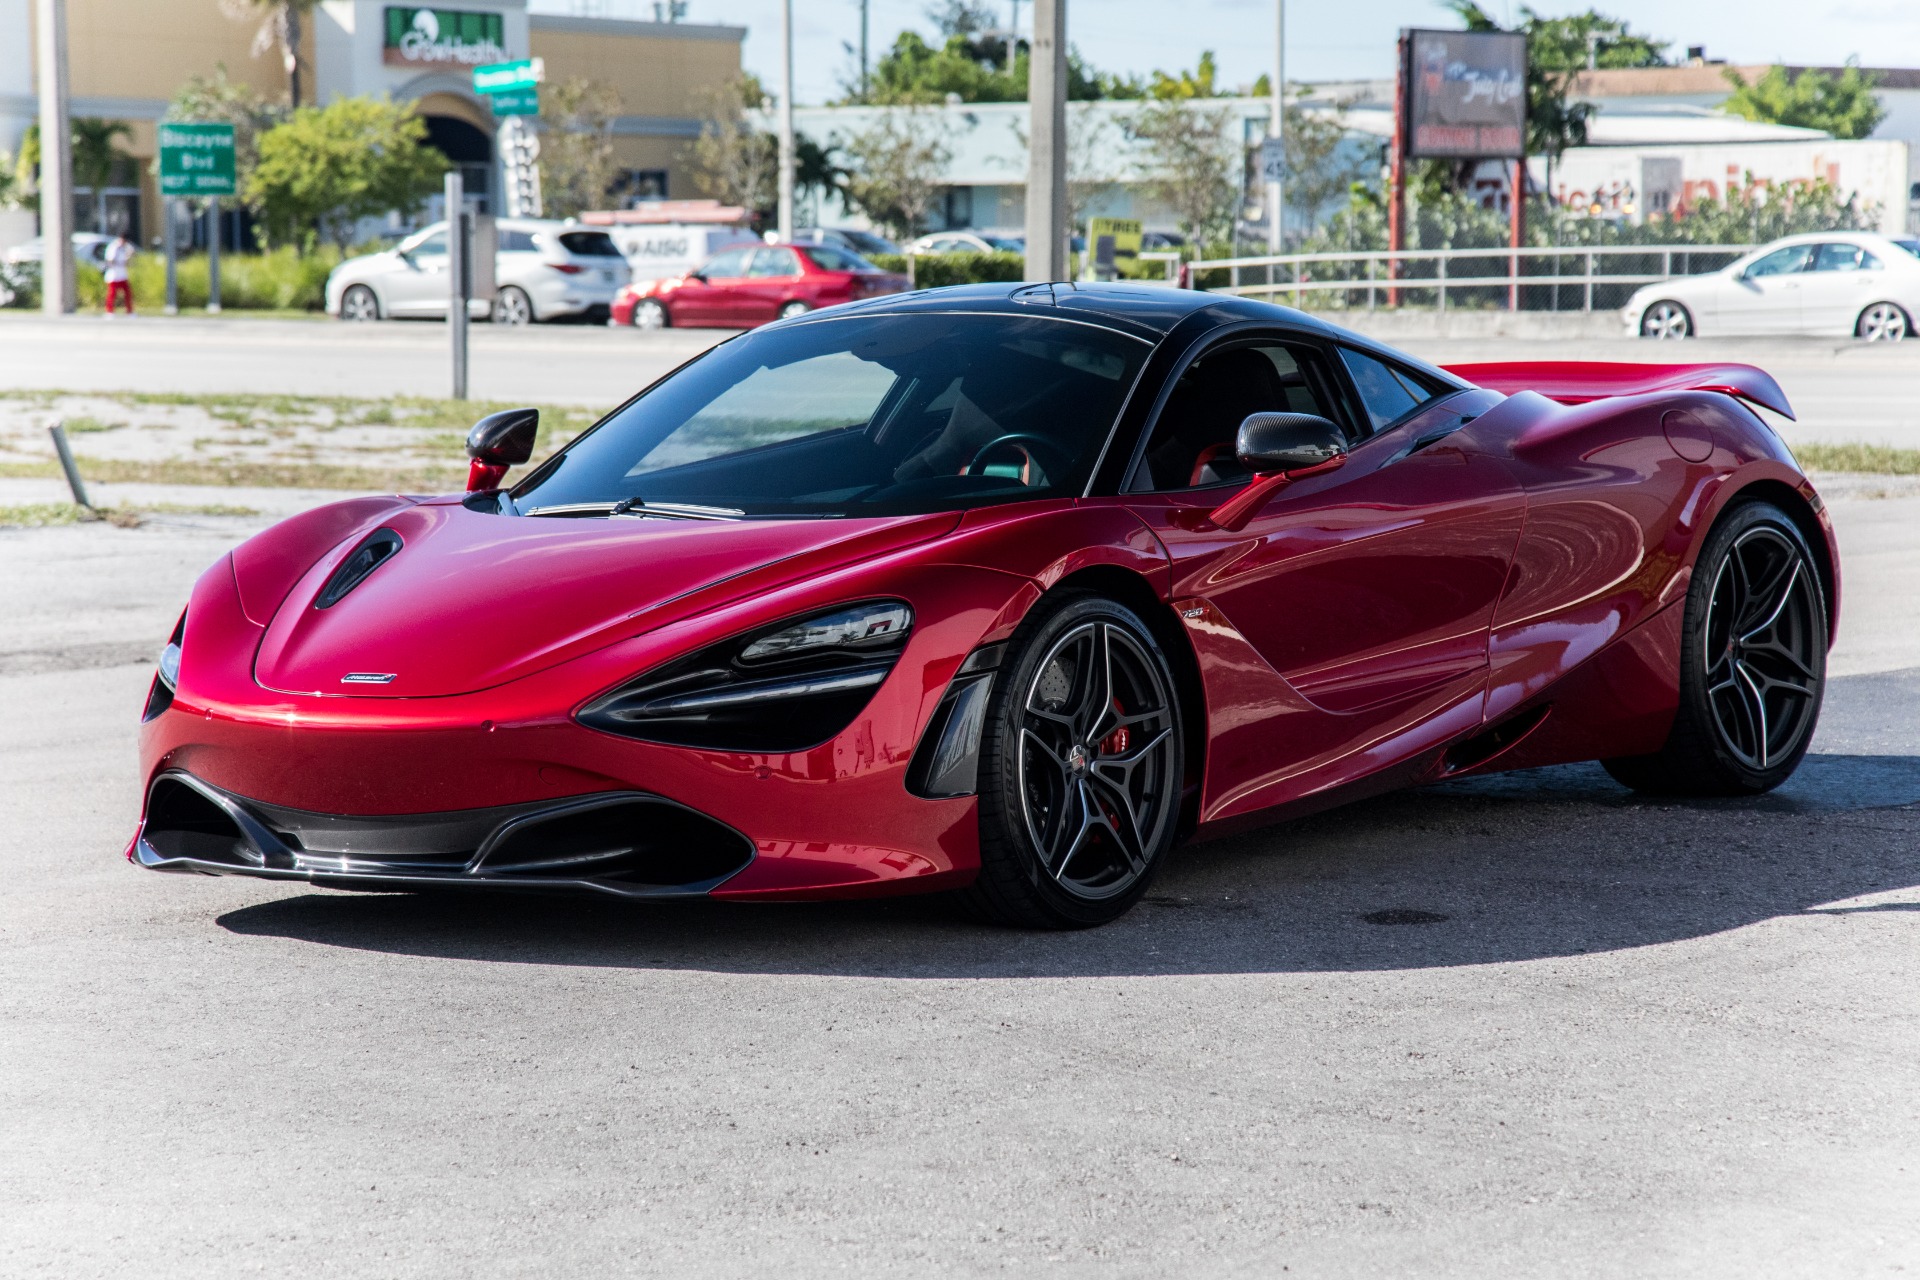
(1442, 361), (1795, 421)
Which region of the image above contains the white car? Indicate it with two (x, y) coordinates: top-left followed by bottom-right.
(1624, 231), (1920, 341)
(4, 233), (113, 271)
(909, 230), (1025, 255)
(325, 218), (630, 325)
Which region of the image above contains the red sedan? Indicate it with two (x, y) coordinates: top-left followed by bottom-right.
(612, 241), (910, 329)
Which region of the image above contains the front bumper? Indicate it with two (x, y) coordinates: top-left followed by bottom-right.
(135, 771), (756, 898)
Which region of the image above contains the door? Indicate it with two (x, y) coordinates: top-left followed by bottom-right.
(1131, 338), (1525, 715)
(696, 247), (757, 326)
(384, 227), (449, 317)
(1719, 242), (1811, 334)
(1798, 241), (1884, 334)
(741, 246), (804, 323)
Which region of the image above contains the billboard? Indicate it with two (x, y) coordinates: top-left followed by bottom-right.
(1405, 29), (1527, 160)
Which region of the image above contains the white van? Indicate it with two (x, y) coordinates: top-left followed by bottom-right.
(610, 224), (760, 283)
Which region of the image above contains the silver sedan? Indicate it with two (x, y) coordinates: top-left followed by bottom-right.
(1625, 232), (1920, 341)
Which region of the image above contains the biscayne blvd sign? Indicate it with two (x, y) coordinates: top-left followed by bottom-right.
(157, 122), (236, 197)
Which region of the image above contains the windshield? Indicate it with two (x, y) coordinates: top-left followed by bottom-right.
(514, 312), (1151, 518)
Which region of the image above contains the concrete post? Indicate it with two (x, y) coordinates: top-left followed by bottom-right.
(1268, 0), (1284, 253)
(34, 0), (75, 314)
(776, 0), (795, 241)
(206, 196), (221, 313)
(447, 171), (468, 400)
(1023, 0), (1067, 281)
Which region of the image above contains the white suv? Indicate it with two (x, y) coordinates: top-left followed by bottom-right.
(326, 218), (631, 325)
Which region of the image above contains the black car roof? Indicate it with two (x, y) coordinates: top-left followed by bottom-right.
(826, 282), (1465, 389)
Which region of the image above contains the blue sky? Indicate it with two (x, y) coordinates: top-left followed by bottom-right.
(531, 0), (1920, 105)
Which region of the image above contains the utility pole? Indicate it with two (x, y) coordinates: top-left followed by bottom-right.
(34, 0), (75, 314)
(1268, 0), (1285, 252)
(1023, 0), (1066, 281)
(777, 0), (795, 240)
(858, 0), (870, 100)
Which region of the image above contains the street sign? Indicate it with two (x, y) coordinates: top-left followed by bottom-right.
(1258, 138), (1286, 184)
(489, 87), (539, 116)
(473, 57), (544, 94)
(158, 122), (237, 197)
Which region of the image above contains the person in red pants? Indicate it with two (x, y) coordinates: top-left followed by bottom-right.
(103, 231), (134, 314)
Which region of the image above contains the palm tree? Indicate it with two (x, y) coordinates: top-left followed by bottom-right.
(221, 0), (323, 109)
(70, 118), (132, 235)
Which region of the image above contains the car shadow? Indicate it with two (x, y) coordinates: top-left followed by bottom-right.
(216, 746), (1920, 979)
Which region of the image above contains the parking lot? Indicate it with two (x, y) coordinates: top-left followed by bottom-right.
(3, 312), (1918, 1276)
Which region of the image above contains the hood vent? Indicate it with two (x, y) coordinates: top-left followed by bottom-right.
(315, 529), (404, 610)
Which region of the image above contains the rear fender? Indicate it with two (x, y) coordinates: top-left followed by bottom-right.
(1446, 360), (1794, 420)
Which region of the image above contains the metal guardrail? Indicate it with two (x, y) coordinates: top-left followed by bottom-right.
(1193, 243), (1754, 312)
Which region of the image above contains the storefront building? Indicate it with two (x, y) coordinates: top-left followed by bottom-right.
(0, 0), (743, 247)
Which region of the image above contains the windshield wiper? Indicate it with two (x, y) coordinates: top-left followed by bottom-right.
(523, 501), (619, 518)
(611, 497), (746, 521)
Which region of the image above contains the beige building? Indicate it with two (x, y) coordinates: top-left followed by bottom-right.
(0, 0), (743, 245)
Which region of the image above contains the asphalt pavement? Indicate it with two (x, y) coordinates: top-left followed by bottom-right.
(3, 487), (1917, 1276)
(4, 311), (1920, 452)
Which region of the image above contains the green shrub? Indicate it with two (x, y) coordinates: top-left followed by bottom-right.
(75, 245), (348, 311)
(870, 251), (1028, 288)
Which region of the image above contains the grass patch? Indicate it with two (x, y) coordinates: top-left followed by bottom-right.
(0, 501), (258, 528)
(60, 416), (124, 434)
(1794, 442), (1920, 475)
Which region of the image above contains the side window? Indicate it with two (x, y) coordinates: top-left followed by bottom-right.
(1747, 245), (1813, 277)
(703, 249), (752, 278)
(749, 247), (802, 277)
(1337, 347), (1449, 433)
(1134, 341), (1347, 491)
(1812, 243), (1879, 272)
(500, 230), (538, 253)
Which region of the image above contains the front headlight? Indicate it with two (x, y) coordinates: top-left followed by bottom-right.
(144, 612), (185, 722)
(578, 600), (914, 752)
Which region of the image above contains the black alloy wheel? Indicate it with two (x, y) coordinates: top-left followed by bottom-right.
(1605, 501), (1827, 795)
(965, 594), (1185, 928)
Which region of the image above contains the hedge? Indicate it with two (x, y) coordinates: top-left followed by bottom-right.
(71, 244), (346, 311)
(868, 251), (1027, 288)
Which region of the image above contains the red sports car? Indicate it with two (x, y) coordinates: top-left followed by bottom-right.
(611, 241), (910, 330)
(132, 284), (1837, 928)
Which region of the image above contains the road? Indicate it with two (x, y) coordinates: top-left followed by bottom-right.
(3, 492), (1918, 1275)
(4, 312), (1920, 450)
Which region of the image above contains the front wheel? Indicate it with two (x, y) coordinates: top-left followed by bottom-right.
(492, 286), (534, 327)
(1639, 300), (1692, 339)
(629, 298), (669, 330)
(1604, 501), (1826, 796)
(1857, 301), (1910, 342)
(339, 285), (379, 322)
(778, 300), (811, 320)
(963, 594), (1186, 928)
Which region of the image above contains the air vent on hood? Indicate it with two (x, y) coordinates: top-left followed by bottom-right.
(315, 528), (404, 609)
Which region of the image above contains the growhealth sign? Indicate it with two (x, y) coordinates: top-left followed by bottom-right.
(1404, 29), (1528, 159)
(157, 122), (236, 197)
(383, 6), (509, 67)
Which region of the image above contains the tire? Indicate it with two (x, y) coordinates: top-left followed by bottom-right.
(778, 300), (811, 320)
(630, 298), (669, 330)
(1856, 301), (1909, 342)
(339, 285), (380, 322)
(961, 593), (1186, 928)
(1639, 300), (1692, 339)
(1604, 501), (1827, 796)
(492, 286), (534, 327)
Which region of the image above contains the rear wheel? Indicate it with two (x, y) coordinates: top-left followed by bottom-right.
(492, 286), (534, 327)
(962, 594), (1185, 929)
(1639, 300), (1692, 339)
(1857, 301), (1909, 342)
(339, 285), (379, 322)
(1604, 501), (1826, 796)
(630, 298), (669, 330)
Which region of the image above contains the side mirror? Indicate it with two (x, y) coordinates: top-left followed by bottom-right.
(1236, 411), (1347, 474)
(465, 407), (539, 492)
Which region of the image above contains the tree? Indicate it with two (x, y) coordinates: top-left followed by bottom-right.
(690, 74), (778, 216)
(852, 11), (1140, 106)
(1147, 51), (1223, 101)
(70, 119), (133, 235)
(221, 0), (322, 108)
(1722, 61), (1887, 140)
(1012, 104), (1119, 231)
(247, 97), (444, 252)
(1283, 93), (1369, 233)
(538, 78), (621, 219)
(839, 108), (952, 239)
(1127, 100), (1238, 245)
(164, 65), (284, 197)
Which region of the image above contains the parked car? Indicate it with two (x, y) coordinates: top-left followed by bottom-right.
(1141, 230), (1188, 252)
(911, 231), (1025, 255)
(1625, 231), (1920, 341)
(3, 233), (113, 271)
(325, 219), (630, 325)
(612, 242), (909, 329)
(793, 226), (902, 258)
(128, 283), (1837, 927)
